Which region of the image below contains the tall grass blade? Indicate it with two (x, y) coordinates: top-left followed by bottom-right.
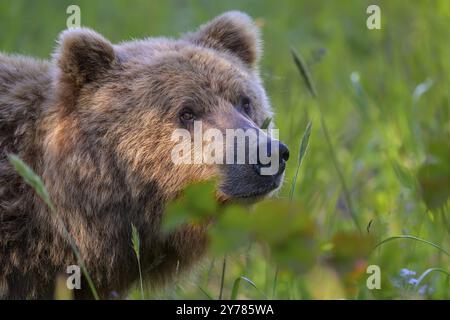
(261, 117), (272, 130)
(198, 286), (214, 300)
(289, 121), (312, 200)
(230, 277), (241, 300)
(350, 71), (369, 119)
(8, 154), (100, 300)
(131, 223), (145, 300)
(8, 154), (55, 211)
(291, 49), (362, 233)
(219, 255), (227, 300)
(372, 235), (449, 257)
(272, 267), (279, 299)
(231, 276), (267, 300)
(291, 48), (317, 98)
(415, 268), (449, 289)
(218, 255), (227, 300)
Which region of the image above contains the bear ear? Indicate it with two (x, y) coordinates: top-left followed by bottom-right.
(186, 11), (261, 67)
(54, 27), (116, 87)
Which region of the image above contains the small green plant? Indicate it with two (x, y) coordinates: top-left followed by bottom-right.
(131, 223), (145, 299)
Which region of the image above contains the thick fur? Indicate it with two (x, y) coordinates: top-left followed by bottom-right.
(0, 11), (274, 299)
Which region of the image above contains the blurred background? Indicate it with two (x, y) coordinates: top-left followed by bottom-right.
(1, 0), (449, 299)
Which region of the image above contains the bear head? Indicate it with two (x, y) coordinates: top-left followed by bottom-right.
(47, 11), (290, 208)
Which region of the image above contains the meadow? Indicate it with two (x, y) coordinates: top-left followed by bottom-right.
(1, 0), (449, 299)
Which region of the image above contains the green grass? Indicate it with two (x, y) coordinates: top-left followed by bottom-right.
(131, 223), (145, 300)
(8, 155), (100, 300)
(2, 0), (449, 299)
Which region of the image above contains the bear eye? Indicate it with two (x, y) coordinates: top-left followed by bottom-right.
(241, 96), (251, 115)
(179, 109), (195, 125)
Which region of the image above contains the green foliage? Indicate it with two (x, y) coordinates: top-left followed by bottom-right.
(163, 180), (217, 233)
(209, 206), (252, 255)
(418, 136), (450, 211)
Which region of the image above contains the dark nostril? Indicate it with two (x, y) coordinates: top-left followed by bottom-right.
(253, 163), (261, 175)
(279, 143), (290, 162)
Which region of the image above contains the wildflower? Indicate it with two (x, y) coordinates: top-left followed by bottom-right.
(400, 268), (416, 278)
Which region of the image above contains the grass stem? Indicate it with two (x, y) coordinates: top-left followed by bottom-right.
(218, 255), (227, 300)
(291, 49), (362, 234)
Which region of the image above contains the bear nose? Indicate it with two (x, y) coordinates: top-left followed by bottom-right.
(279, 142), (290, 162)
(252, 141), (290, 176)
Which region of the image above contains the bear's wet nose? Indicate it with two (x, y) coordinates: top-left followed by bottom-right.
(279, 142), (290, 162)
(253, 141), (289, 176)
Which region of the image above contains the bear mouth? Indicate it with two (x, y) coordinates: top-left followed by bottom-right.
(224, 182), (279, 203)
(235, 189), (273, 199)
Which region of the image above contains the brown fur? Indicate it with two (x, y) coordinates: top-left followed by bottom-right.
(0, 11), (275, 299)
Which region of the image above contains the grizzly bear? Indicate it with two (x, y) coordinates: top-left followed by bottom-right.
(0, 11), (289, 299)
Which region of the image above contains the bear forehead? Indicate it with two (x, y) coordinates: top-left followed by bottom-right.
(117, 39), (252, 84)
